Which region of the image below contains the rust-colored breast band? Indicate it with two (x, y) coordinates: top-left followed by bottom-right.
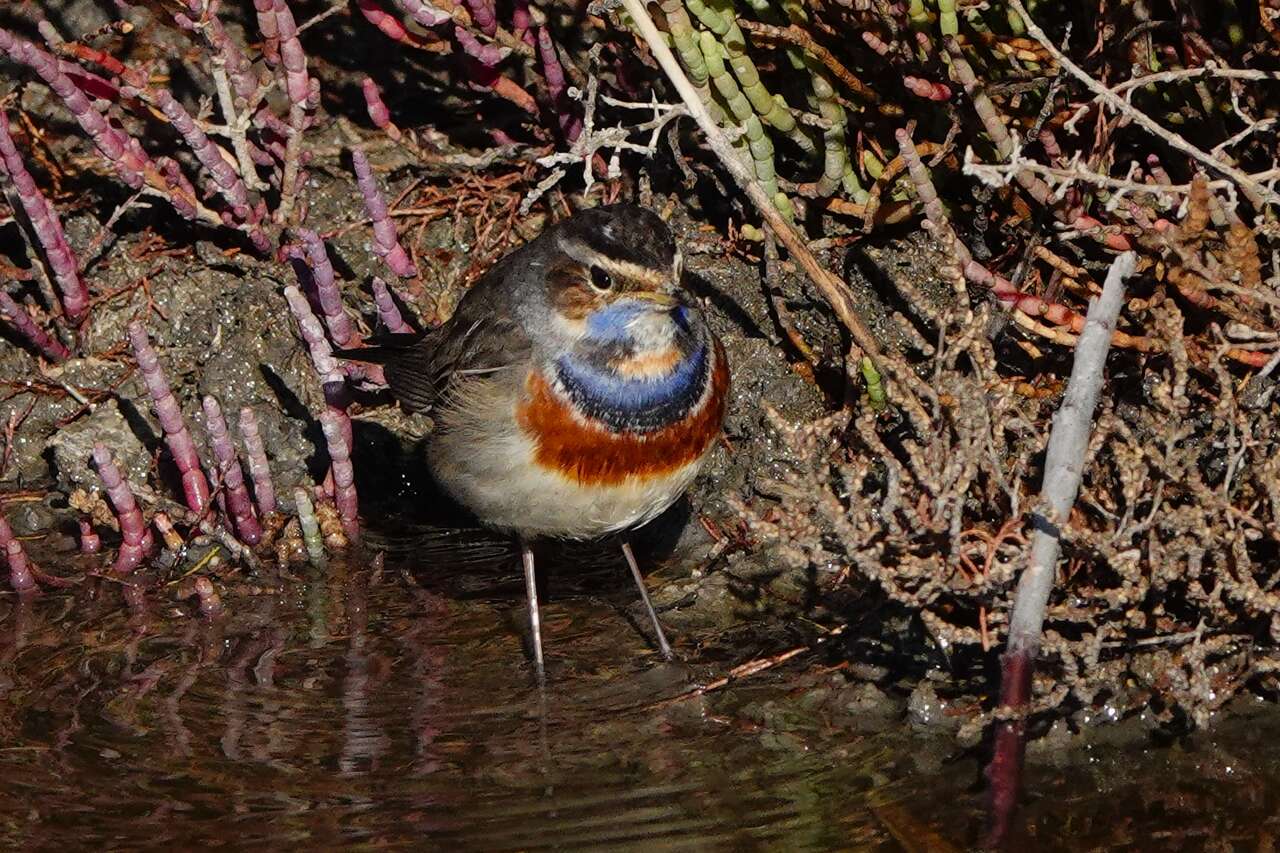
(517, 341), (729, 487)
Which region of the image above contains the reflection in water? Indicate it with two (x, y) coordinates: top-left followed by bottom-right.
(2, 543), (1278, 850)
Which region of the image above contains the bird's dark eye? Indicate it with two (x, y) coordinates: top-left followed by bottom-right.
(589, 267), (614, 291)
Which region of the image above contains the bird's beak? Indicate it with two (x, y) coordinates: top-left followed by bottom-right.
(626, 289), (679, 309)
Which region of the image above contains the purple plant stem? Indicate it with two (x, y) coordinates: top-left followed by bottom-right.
(320, 410), (360, 544)
(351, 150), (418, 279)
(0, 28), (148, 188)
(0, 112), (90, 324)
(293, 229), (356, 346)
(0, 513), (37, 593)
(157, 157), (200, 220)
(463, 0), (497, 35)
(178, 0), (258, 102)
(273, 0), (311, 108)
(193, 576), (225, 617)
(360, 77), (400, 139)
(284, 285), (354, 445)
(238, 407), (277, 515)
(0, 289), (70, 361)
(454, 25), (507, 67)
(79, 519), (102, 554)
(252, 0), (281, 64)
(512, 0), (535, 45)
(537, 27), (581, 140)
(202, 395), (263, 545)
(393, 0), (450, 28)
(152, 89), (254, 222)
(371, 278), (413, 333)
(92, 442), (154, 575)
(128, 322), (212, 515)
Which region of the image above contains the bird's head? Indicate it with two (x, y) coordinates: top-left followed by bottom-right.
(540, 204), (691, 355)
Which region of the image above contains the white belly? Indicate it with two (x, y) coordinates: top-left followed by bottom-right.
(426, 377), (708, 539)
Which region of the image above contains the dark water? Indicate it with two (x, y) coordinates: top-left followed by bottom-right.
(2, 536), (1280, 850)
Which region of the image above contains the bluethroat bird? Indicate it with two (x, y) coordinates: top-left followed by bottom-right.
(340, 204), (730, 679)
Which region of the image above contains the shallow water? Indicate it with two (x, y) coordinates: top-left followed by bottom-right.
(2, 534), (1280, 851)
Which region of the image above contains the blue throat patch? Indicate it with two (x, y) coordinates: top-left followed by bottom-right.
(555, 342), (708, 433)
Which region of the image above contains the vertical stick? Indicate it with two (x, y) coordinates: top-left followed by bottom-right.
(986, 251), (1137, 845)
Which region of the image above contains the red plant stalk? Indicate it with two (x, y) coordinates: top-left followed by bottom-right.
(267, 0), (315, 222)
(0, 513), (37, 593)
(537, 28), (581, 140)
(454, 25), (507, 67)
(176, 0), (259, 103)
(351, 150), (418, 278)
(238, 407), (278, 516)
(157, 157), (200, 220)
(79, 519), (102, 554)
(320, 409), (360, 544)
(0, 28), (147, 188)
(92, 442), (155, 575)
(284, 285), (355, 448)
(293, 229), (357, 346)
(252, 0), (281, 64)
(202, 395), (263, 545)
(0, 289), (71, 362)
(0, 112), (90, 325)
(128, 322), (212, 515)
(512, 0), (535, 45)
(151, 88), (254, 223)
(902, 76), (952, 101)
(360, 77), (401, 140)
(193, 576), (225, 617)
(371, 277), (413, 333)
(463, 0), (497, 35)
(393, 0), (450, 28)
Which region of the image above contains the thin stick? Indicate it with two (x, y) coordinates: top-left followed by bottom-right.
(619, 0), (884, 367)
(986, 251), (1137, 846)
(1007, 0), (1278, 209)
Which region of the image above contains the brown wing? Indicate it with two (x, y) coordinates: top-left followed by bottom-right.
(337, 312), (530, 414)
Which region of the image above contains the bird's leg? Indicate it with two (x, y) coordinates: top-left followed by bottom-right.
(520, 539), (546, 682)
(621, 539), (674, 661)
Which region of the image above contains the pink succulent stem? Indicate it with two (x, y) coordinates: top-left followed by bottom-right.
(79, 519), (102, 554)
(294, 229), (357, 347)
(0, 28), (148, 188)
(537, 28), (581, 140)
(0, 289), (70, 362)
(193, 577), (225, 617)
(202, 395), (263, 545)
(356, 0), (418, 45)
(152, 88), (254, 222)
(512, 0), (535, 45)
(454, 25), (506, 67)
(238, 407), (277, 516)
(273, 0), (311, 108)
(371, 278), (413, 333)
(92, 442), (155, 575)
(463, 0), (497, 35)
(393, 0), (450, 28)
(360, 77), (401, 140)
(157, 157), (200, 220)
(352, 149), (418, 279)
(320, 410), (360, 544)
(0, 112), (90, 325)
(0, 512), (37, 593)
(252, 0), (281, 64)
(177, 0), (258, 102)
(284, 285), (356, 441)
(128, 322), (212, 515)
